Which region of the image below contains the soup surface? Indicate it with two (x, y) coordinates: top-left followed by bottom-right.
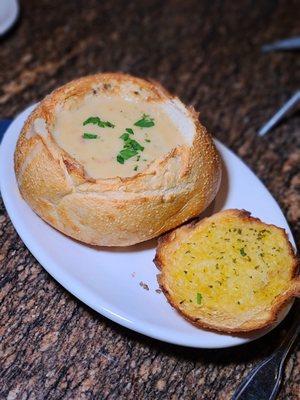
(53, 96), (185, 178)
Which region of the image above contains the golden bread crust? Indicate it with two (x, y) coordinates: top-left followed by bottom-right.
(14, 73), (221, 246)
(154, 209), (299, 334)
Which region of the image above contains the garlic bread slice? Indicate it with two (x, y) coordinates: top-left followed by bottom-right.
(154, 209), (299, 334)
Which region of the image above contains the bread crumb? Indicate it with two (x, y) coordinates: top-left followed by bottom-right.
(139, 281), (149, 291)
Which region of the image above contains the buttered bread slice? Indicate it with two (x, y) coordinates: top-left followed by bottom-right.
(154, 209), (299, 333)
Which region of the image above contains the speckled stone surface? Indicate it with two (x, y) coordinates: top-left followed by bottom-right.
(0, 1), (299, 399)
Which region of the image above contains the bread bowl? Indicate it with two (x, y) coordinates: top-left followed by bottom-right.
(14, 73), (221, 246)
(154, 209), (300, 333)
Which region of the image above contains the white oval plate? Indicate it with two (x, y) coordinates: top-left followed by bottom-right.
(0, 0), (19, 36)
(0, 105), (295, 348)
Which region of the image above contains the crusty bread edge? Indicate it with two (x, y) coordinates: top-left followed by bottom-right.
(154, 209), (300, 335)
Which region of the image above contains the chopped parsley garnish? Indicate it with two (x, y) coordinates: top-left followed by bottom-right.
(240, 248), (247, 257)
(117, 134), (144, 164)
(134, 113), (155, 128)
(119, 148), (138, 160)
(124, 139), (144, 152)
(196, 292), (202, 304)
(83, 116), (115, 128)
(126, 128), (134, 134)
(120, 133), (129, 141)
(104, 121), (115, 127)
(117, 154), (125, 164)
(134, 165), (138, 171)
(82, 133), (98, 139)
(145, 139), (151, 143)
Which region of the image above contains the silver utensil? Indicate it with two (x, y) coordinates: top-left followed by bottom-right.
(232, 308), (300, 400)
(261, 37), (300, 53)
(258, 91), (300, 136)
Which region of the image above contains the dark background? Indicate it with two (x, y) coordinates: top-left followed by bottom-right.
(0, 0), (299, 399)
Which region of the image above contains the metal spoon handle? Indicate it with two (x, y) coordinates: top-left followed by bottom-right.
(261, 37), (300, 52)
(232, 317), (300, 400)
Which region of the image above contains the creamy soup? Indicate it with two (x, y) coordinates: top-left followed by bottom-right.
(53, 96), (185, 179)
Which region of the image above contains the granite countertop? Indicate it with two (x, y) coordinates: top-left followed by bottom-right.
(0, 1), (299, 399)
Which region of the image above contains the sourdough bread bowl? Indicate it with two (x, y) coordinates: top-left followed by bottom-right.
(155, 209), (300, 334)
(14, 73), (221, 246)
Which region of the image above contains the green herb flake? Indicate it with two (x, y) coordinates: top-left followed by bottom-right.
(126, 128), (134, 134)
(105, 121), (115, 128)
(120, 133), (129, 141)
(83, 133), (98, 139)
(117, 133), (145, 164)
(83, 117), (100, 126)
(134, 113), (155, 128)
(119, 148), (138, 160)
(117, 154), (125, 164)
(134, 165), (138, 171)
(196, 292), (202, 305)
(145, 139), (151, 143)
(83, 116), (115, 128)
(240, 248), (247, 257)
(129, 139), (144, 152)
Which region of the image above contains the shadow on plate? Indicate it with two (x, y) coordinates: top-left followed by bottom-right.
(69, 289), (298, 366)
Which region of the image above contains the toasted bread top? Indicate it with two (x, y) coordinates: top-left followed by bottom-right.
(155, 209), (299, 333)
